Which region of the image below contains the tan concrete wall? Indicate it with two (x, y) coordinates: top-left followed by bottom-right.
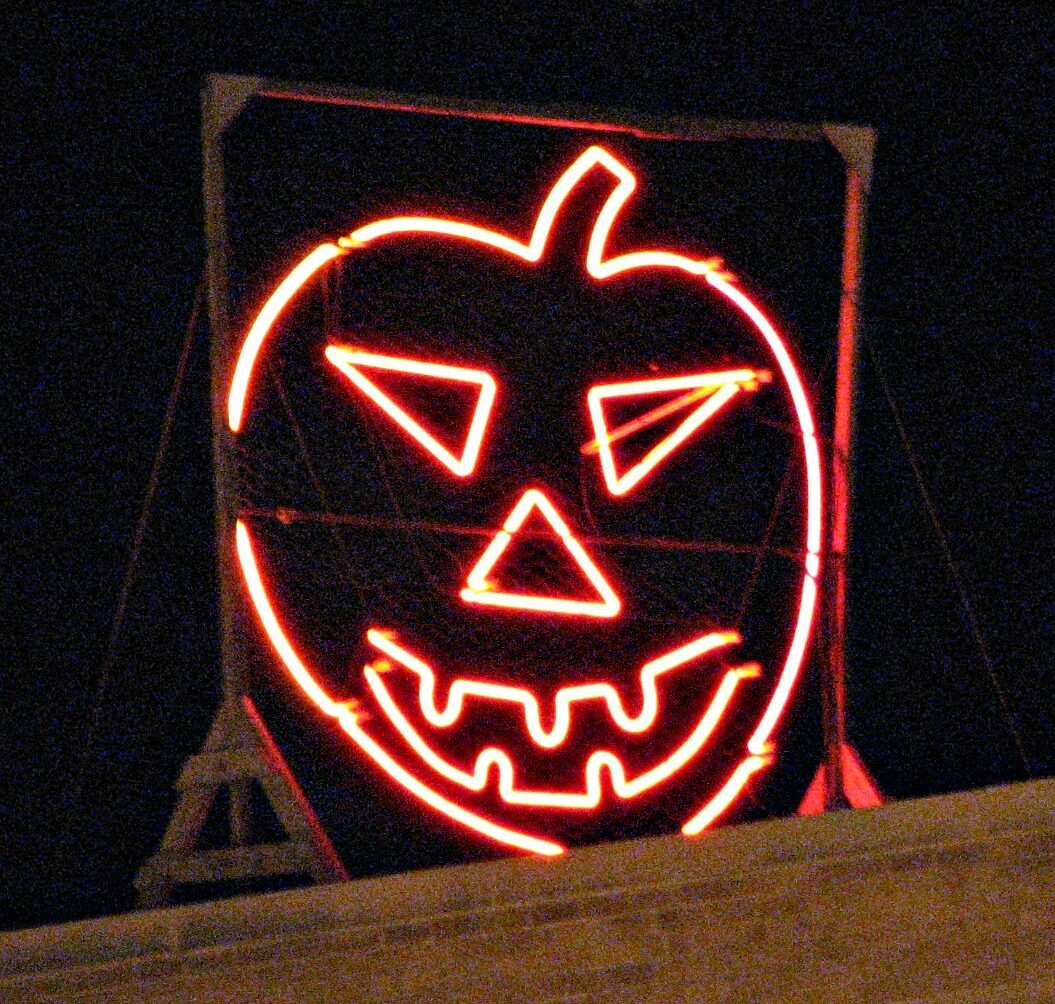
(3, 778), (1053, 1003)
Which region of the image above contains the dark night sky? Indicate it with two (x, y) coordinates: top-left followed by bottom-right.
(4, 5), (1052, 931)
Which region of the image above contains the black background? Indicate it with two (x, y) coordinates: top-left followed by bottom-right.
(5, 3), (1052, 931)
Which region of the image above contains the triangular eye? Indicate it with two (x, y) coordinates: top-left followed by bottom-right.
(325, 347), (497, 477)
(585, 369), (768, 496)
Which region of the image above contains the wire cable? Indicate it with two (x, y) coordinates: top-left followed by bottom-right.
(863, 332), (1034, 777)
(79, 270), (205, 779)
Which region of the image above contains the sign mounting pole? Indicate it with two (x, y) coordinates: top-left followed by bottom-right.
(136, 75), (348, 908)
(799, 126), (884, 814)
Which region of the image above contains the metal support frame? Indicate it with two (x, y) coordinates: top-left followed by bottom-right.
(810, 126), (883, 813)
(137, 76), (346, 908)
(145, 76), (881, 898)
(136, 694), (347, 908)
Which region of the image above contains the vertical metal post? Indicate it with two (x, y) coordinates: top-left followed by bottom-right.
(202, 76), (262, 702)
(825, 129), (873, 809)
(141, 76), (349, 908)
(202, 75), (262, 834)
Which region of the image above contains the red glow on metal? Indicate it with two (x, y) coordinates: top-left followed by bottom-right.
(364, 629), (756, 808)
(797, 741), (884, 815)
(460, 488), (621, 618)
(586, 370), (767, 496)
(325, 347), (497, 477)
(258, 89), (716, 143)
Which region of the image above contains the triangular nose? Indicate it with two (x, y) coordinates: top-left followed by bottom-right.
(459, 489), (621, 618)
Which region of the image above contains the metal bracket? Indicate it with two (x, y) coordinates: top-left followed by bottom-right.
(202, 74), (263, 147)
(823, 123), (876, 192)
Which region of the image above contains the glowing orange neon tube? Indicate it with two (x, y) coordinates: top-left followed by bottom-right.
(228, 243), (345, 432)
(460, 488), (621, 618)
(334, 147), (822, 723)
(363, 631), (757, 808)
(325, 347), (497, 477)
(748, 571), (817, 756)
(367, 628), (739, 746)
(681, 754), (770, 835)
(344, 147), (633, 261)
(234, 520), (562, 856)
(704, 276), (822, 560)
(587, 373), (761, 496)
(580, 370), (770, 457)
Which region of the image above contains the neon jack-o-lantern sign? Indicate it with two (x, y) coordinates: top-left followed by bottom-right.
(229, 146), (822, 856)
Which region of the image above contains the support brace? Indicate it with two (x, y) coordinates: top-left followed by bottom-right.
(136, 695), (347, 909)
